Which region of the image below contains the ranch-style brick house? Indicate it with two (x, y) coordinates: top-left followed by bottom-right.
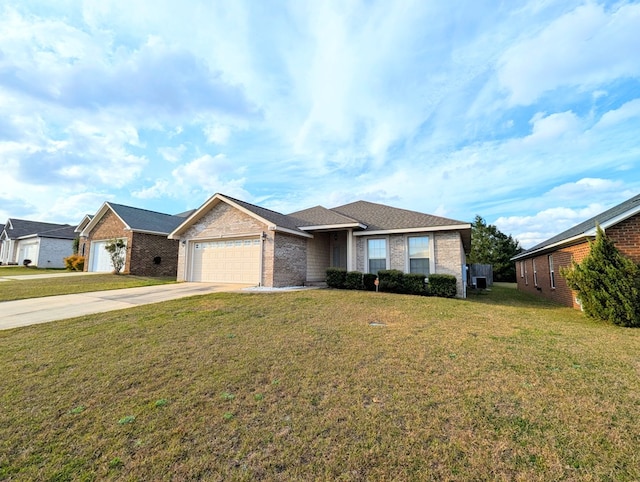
(169, 193), (472, 297)
(512, 193), (640, 309)
(80, 202), (193, 277)
(0, 219), (76, 268)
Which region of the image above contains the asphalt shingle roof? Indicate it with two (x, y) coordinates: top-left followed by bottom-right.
(222, 195), (308, 234)
(330, 200), (469, 231)
(518, 192), (640, 257)
(287, 206), (360, 227)
(2, 219), (76, 240)
(108, 203), (187, 234)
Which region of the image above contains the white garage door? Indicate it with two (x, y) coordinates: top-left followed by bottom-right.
(90, 240), (119, 272)
(18, 242), (38, 265)
(190, 238), (261, 283)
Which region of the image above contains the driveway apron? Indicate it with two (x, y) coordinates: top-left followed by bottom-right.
(0, 282), (248, 331)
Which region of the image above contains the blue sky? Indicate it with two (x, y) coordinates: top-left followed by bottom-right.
(1, 0), (639, 248)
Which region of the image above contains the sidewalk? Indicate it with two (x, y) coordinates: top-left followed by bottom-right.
(0, 282), (248, 331)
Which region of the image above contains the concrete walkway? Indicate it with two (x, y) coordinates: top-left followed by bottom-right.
(0, 282), (248, 331)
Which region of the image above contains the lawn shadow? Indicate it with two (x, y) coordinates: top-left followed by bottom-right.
(465, 283), (567, 311)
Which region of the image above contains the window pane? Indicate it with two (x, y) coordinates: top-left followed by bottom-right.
(408, 237), (429, 258)
(367, 239), (387, 275)
(410, 258), (430, 275)
(369, 258), (386, 275)
(368, 239), (386, 259)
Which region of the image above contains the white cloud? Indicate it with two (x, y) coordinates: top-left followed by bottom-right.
(158, 145), (186, 163)
(203, 124), (231, 145)
(498, 2), (640, 105)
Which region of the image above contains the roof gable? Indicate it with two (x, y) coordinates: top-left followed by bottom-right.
(82, 202), (187, 237)
(514, 192), (640, 260)
(169, 193), (312, 239)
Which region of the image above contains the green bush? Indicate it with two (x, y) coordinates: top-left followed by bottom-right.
(326, 268), (347, 289)
(345, 271), (364, 290)
(404, 273), (428, 296)
(377, 270), (405, 293)
(561, 226), (640, 327)
(428, 274), (457, 298)
(363, 273), (378, 291)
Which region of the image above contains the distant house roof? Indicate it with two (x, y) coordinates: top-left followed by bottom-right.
(2, 219), (76, 240)
(82, 202), (188, 237)
(512, 192), (640, 261)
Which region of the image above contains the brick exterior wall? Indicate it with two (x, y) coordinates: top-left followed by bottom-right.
(604, 214), (640, 262)
(129, 232), (179, 277)
(354, 231), (466, 297)
(306, 232), (331, 282)
(84, 210), (133, 273)
(273, 232), (307, 287)
(433, 232), (465, 297)
(516, 213), (640, 309)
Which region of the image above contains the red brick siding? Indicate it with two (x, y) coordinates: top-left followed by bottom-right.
(84, 210), (133, 273)
(516, 241), (591, 309)
(606, 213), (640, 262)
(129, 232), (179, 277)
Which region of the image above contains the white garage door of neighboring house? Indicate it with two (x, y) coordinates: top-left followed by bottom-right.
(90, 240), (125, 273)
(18, 242), (38, 265)
(190, 238), (261, 284)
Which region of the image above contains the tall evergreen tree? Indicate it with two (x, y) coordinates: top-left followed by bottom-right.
(561, 226), (640, 327)
(468, 215), (523, 282)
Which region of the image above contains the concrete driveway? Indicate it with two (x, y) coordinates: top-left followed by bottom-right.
(0, 282), (248, 331)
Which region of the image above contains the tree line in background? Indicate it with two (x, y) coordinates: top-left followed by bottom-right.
(468, 215), (523, 283)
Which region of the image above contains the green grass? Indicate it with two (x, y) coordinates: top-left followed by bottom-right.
(0, 274), (176, 301)
(1, 286), (639, 480)
(0, 266), (66, 275)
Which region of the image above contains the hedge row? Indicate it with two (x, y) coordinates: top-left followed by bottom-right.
(326, 268), (458, 298)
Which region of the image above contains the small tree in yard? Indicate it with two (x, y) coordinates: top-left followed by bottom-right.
(561, 226), (640, 327)
(104, 239), (126, 274)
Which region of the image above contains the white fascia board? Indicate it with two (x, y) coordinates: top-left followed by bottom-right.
(270, 225), (314, 238)
(511, 233), (591, 261)
(353, 224), (471, 237)
(299, 223), (367, 231)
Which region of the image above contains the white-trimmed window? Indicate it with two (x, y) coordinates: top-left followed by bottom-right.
(367, 238), (387, 275)
(548, 254), (555, 289)
(408, 236), (430, 275)
(533, 259), (538, 287)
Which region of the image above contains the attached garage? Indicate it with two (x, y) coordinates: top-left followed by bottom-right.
(17, 241), (39, 265)
(189, 237), (261, 283)
(90, 240), (126, 273)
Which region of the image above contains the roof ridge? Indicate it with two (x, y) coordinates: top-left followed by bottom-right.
(107, 202), (182, 218)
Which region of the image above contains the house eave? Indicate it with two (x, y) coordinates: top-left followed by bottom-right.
(269, 225), (314, 238)
(299, 222), (367, 231)
(511, 232), (594, 261)
(352, 224), (471, 236)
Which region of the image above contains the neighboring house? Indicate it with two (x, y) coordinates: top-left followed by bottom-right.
(512, 193), (640, 309)
(0, 219), (76, 268)
(169, 193), (472, 296)
(80, 202), (191, 276)
(75, 214), (94, 258)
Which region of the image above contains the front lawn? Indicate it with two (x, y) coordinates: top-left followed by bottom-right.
(1, 286), (638, 480)
(0, 266), (66, 275)
(0, 274), (176, 302)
